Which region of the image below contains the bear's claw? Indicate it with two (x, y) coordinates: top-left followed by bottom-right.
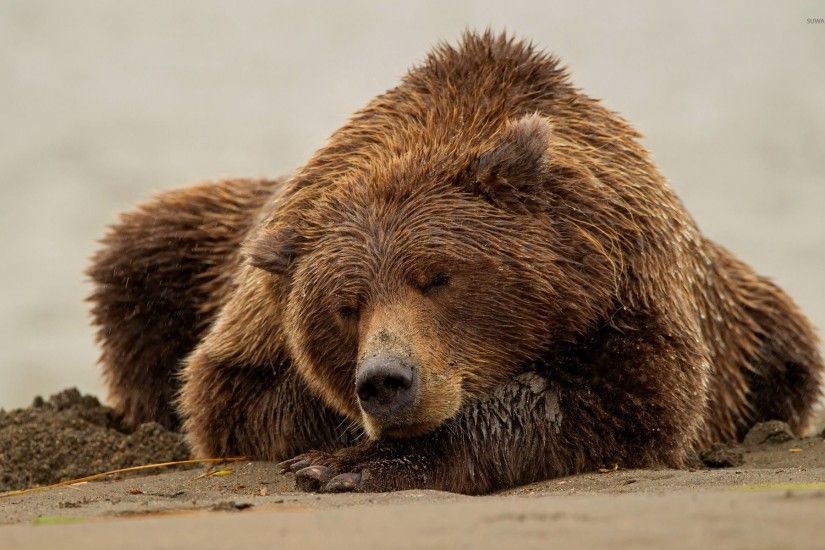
(323, 472), (362, 492)
(277, 457), (311, 473)
(280, 449), (366, 493)
(294, 465), (335, 491)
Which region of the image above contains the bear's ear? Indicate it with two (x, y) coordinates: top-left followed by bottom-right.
(460, 113), (553, 213)
(243, 225), (302, 275)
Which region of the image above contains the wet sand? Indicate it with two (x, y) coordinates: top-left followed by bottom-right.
(3, 424), (824, 549)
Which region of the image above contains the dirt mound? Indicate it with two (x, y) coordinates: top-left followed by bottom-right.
(0, 388), (189, 492)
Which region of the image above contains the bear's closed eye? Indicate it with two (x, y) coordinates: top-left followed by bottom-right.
(338, 305), (360, 320)
(418, 273), (450, 295)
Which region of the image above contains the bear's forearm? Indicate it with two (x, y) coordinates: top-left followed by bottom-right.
(400, 372), (650, 493)
(180, 351), (353, 460)
(420, 332), (706, 493)
(428, 368), (693, 493)
(432, 372), (568, 493)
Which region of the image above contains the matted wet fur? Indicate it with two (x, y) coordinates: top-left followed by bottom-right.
(88, 31), (823, 494)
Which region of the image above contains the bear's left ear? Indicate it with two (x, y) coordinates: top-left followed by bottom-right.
(460, 113), (553, 213)
(243, 224), (302, 276)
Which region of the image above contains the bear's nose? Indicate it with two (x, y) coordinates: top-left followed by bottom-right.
(355, 355), (418, 421)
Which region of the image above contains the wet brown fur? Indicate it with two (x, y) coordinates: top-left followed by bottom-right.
(88, 32), (823, 494)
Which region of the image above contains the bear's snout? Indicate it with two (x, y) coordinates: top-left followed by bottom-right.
(355, 354), (419, 423)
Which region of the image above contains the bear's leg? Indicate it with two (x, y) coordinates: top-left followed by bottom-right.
(179, 347), (357, 460)
(87, 178), (280, 428)
(282, 318), (709, 494)
(178, 268), (360, 460)
(739, 277), (823, 436)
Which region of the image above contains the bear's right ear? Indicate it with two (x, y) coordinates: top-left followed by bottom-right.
(243, 225), (302, 275)
(459, 113), (553, 213)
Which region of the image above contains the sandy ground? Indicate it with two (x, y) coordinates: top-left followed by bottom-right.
(2, 430), (824, 549)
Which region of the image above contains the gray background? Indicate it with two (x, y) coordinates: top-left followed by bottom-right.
(1, 1), (823, 409)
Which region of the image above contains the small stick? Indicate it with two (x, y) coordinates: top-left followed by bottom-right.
(0, 457), (247, 499)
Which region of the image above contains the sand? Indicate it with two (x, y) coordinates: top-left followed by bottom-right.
(1, 390), (824, 549)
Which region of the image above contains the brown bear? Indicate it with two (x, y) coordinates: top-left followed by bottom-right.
(88, 31), (823, 494)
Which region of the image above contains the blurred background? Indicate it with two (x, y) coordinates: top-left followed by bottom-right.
(1, 1), (823, 409)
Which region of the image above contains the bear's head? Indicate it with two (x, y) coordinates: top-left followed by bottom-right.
(245, 114), (617, 439)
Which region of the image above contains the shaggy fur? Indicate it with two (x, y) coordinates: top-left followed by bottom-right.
(88, 32), (823, 495)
